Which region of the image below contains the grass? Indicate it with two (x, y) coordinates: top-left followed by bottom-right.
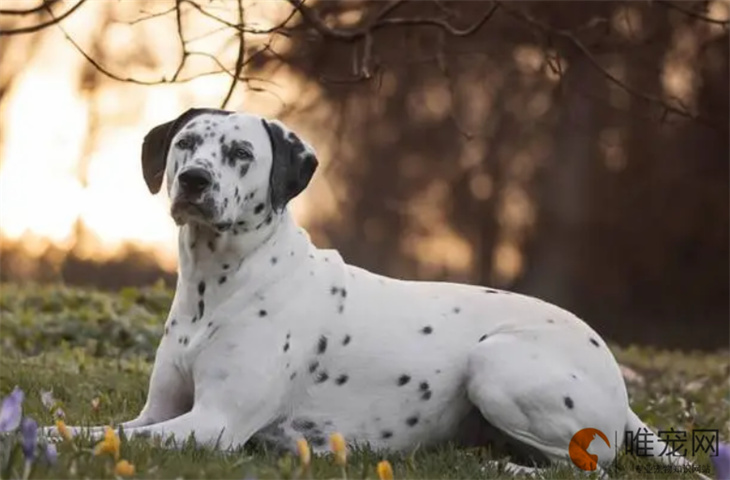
(0, 283), (728, 479)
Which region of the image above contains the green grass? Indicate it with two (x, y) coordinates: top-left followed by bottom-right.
(0, 283), (728, 479)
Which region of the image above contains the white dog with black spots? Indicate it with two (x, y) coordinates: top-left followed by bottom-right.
(42, 108), (711, 478)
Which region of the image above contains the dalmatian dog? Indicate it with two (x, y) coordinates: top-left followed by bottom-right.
(42, 108), (708, 477)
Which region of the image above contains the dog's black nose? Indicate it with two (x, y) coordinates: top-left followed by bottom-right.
(178, 168), (212, 196)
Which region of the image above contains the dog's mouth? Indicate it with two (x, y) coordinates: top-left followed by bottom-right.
(170, 197), (216, 227)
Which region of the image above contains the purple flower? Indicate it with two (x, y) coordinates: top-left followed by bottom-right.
(0, 386), (24, 432)
(712, 443), (730, 480)
(44, 443), (58, 465)
(20, 417), (38, 461)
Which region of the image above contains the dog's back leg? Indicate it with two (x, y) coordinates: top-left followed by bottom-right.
(464, 333), (628, 474)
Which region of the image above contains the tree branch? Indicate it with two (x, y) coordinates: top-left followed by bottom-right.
(0, 0), (61, 16)
(656, 0), (729, 27)
(498, 2), (721, 130)
(171, 0), (188, 81)
(286, 0), (498, 41)
(182, 0), (298, 36)
(0, 0), (86, 35)
(221, 0), (245, 108)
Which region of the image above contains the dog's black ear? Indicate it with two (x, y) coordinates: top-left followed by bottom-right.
(261, 119), (318, 212)
(141, 108), (228, 194)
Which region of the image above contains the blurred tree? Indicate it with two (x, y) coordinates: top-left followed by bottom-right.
(0, 0), (727, 349)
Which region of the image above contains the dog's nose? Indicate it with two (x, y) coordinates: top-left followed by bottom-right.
(178, 168), (212, 196)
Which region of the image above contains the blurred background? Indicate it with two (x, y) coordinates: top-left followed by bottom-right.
(0, 0), (727, 350)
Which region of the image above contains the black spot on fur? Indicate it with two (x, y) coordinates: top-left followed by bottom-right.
(259, 309), (267, 317)
(338, 305), (344, 314)
(485, 289), (498, 294)
(309, 361), (319, 373)
(547, 319), (555, 324)
(398, 375), (411, 386)
(590, 338), (600, 347)
(342, 335), (351, 346)
(271, 257), (278, 265)
(309, 436), (326, 447)
(340, 289), (347, 298)
(317, 336), (328, 354)
(335, 374), (349, 385)
(292, 419), (317, 431)
(315, 371), (329, 383)
(478, 334), (488, 342)
(570, 374), (578, 380)
(419, 382), (429, 391)
(219, 276), (227, 284)
(239, 164), (250, 177)
(223, 263), (230, 270)
(421, 390), (432, 401)
(198, 281), (206, 296)
(330, 286), (339, 295)
(406, 416), (419, 427)
(290, 372), (297, 380)
(164, 327), (169, 335)
(283, 342), (290, 352)
(207, 240), (216, 252)
(421, 326), (433, 334)
(198, 300), (205, 319)
(564, 396), (574, 409)
(381, 431), (393, 439)
(453, 307), (461, 314)
(254, 203), (264, 214)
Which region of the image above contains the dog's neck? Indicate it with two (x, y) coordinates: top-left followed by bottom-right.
(172, 211), (311, 318)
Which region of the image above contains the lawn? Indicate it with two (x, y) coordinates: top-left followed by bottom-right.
(0, 283), (728, 479)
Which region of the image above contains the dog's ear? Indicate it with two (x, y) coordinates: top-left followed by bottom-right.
(261, 119), (318, 212)
(141, 108), (228, 194)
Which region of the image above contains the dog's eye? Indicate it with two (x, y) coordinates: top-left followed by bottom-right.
(176, 137), (193, 149)
(234, 147), (252, 160)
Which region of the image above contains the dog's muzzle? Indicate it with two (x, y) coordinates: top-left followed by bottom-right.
(171, 168), (216, 225)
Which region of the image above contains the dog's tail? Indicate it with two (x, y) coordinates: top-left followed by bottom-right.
(625, 409), (712, 480)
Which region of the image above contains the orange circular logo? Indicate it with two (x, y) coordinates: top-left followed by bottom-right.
(569, 428), (611, 471)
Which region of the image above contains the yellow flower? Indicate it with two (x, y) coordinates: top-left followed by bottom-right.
(56, 420), (73, 441)
(94, 426), (120, 460)
(114, 459), (135, 477)
(330, 432), (347, 466)
(297, 438), (311, 466)
(377, 460), (394, 480)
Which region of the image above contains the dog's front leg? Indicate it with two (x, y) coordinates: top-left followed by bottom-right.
(121, 345), (193, 428)
(42, 343), (191, 440)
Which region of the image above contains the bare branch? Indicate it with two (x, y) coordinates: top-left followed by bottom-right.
(0, 0), (86, 35)
(498, 2), (721, 130)
(286, 0), (498, 41)
(656, 0), (729, 27)
(0, 0), (61, 16)
(182, 0), (298, 35)
(127, 6), (177, 26)
(221, 0), (245, 108)
(171, 0), (188, 81)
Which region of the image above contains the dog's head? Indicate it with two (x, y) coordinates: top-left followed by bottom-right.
(140, 108), (318, 232)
